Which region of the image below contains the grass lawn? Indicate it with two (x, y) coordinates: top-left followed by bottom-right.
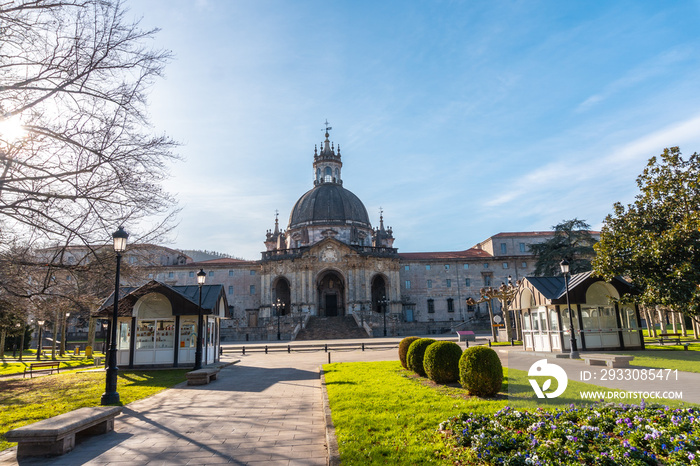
(0, 369), (187, 451)
(612, 345), (700, 373)
(323, 361), (694, 465)
(0, 351), (107, 376)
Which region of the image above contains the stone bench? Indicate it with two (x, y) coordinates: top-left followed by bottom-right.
(24, 361), (61, 378)
(186, 367), (220, 385)
(5, 406), (122, 459)
(456, 330), (476, 342)
(581, 354), (634, 368)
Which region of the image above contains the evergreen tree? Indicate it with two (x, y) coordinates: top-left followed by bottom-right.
(530, 219), (597, 276)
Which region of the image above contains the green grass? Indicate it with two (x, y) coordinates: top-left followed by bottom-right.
(0, 351), (107, 376)
(0, 369), (187, 451)
(609, 346), (700, 373)
(323, 361), (694, 465)
(490, 340), (522, 346)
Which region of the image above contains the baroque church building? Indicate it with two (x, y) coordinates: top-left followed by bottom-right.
(149, 129), (578, 340)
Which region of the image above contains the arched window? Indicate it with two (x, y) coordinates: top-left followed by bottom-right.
(334, 168), (339, 180)
(324, 166), (332, 183)
(316, 168), (321, 182)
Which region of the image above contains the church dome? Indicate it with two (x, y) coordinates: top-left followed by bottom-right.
(288, 183), (371, 229)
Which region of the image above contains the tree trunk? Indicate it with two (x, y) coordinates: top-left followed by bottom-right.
(59, 309), (67, 356)
(87, 315), (96, 351)
(671, 312), (677, 333)
(501, 299), (513, 342)
(486, 300), (497, 342)
(51, 309), (58, 360)
(656, 305), (664, 334)
(678, 311), (688, 337)
(644, 307), (656, 337)
(0, 330), (5, 358)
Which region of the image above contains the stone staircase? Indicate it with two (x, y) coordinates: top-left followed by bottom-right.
(294, 316), (368, 341)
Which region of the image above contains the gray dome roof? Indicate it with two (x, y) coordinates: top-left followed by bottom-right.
(289, 184), (371, 229)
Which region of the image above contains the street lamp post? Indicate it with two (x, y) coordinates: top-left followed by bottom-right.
(101, 226), (128, 405)
(36, 320), (45, 360)
(273, 298), (284, 340)
(379, 296), (389, 337)
(560, 259), (579, 359)
(194, 269), (206, 370)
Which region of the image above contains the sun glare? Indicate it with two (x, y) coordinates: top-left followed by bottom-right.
(0, 115), (28, 145)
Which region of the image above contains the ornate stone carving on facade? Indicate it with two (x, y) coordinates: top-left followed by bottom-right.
(320, 245), (339, 262)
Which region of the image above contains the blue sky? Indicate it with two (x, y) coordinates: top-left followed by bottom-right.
(127, 0), (700, 260)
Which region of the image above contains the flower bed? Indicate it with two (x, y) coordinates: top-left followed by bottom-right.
(439, 402), (699, 465)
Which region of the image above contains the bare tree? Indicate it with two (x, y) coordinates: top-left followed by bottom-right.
(0, 1), (178, 299)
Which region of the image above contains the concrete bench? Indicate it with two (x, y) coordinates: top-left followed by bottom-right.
(658, 333), (682, 345)
(582, 354), (635, 368)
(186, 367), (220, 385)
(456, 330), (476, 342)
(5, 406), (122, 459)
(24, 361), (60, 378)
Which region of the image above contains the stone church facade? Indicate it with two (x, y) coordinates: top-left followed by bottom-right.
(149, 130), (593, 340)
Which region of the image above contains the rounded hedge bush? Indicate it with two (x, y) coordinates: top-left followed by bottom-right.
(398, 336), (421, 369)
(406, 338), (436, 377)
(459, 346), (503, 397)
(423, 341), (463, 384)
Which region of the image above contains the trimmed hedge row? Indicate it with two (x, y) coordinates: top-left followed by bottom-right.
(398, 336), (503, 397)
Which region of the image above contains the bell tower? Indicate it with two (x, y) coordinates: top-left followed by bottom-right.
(313, 120), (343, 186)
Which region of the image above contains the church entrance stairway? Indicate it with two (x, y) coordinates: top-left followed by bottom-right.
(294, 316), (368, 341)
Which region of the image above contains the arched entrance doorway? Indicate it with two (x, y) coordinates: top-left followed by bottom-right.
(317, 270), (345, 317)
(273, 277), (291, 315)
(371, 275), (387, 313)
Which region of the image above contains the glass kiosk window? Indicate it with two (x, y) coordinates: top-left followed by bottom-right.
(180, 320), (196, 348)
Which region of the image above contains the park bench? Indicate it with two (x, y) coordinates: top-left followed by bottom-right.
(581, 354), (634, 368)
(4, 406), (122, 459)
(24, 361), (60, 378)
(658, 333), (682, 345)
(456, 330), (475, 342)
(186, 367), (220, 385)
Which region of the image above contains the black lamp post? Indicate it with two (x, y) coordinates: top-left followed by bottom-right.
(273, 298), (284, 340)
(560, 259), (579, 359)
(379, 296), (389, 337)
(36, 320), (44, 360)
(101, 226), (128, 405)
(194, 269), (206, 370)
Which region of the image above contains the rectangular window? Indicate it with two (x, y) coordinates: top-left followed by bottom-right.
(447, 298), (454, 312)
(444, 264), (450, 270)
(519, 243), (526, 253)
(189, 271), (194, 278)
(427, 279), (432, 288)
(208, 271), (214, 277)
(521, 262), (527, 268)
(484, 263), (489, 269)
(484, 274), (492, 286)
(228, 286), (233, 295)
(168, 272), (174, 278)
(427, 299), (435, 313)
(465, 278), (471, 287)
(446, 279), (451, 288)
(250, 285), (256, 295)
(425, 265), (431, 270)
(463, 264), (469, 270)
(404, 265), (410, 271)
(405, 280), (411, 289)
(229, 270), (234, 276)
(148, 273), (153, 279)
(502, 262), (509, 269)
(250, 270), (256, 275)
(500, 243), (507, 254)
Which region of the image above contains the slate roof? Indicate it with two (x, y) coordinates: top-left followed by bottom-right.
(95, 280), (226, 317)
(398, 249), (491, 260)
(525, 271), (594, 300)
(288, 183), (371, 229)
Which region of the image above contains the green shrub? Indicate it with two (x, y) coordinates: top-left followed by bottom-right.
(458, 346), (503, 397)
(406, 338), (436, 377)
(398, 336), (421, 369)
(423, 341), (463, 384)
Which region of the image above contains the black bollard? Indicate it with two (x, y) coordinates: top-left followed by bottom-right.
(362, 343), (365, 351)
(328, 352), (331, 364)
(465, 340), (469, 348)
(265, 345), (268, 354)
(324, 344), (328, 352)
(511, 339), (515, 346)
(288, 344), (291, 353)
(488, 340), (492, 347)
(242, 346), (245, 355)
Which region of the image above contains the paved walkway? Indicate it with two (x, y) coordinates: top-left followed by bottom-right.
(1, 337), (697, 465)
